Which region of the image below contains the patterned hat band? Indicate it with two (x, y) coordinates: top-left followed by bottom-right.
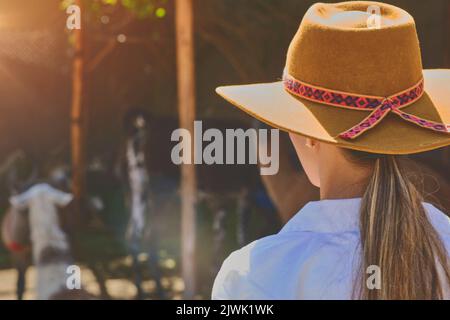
(283, 71), (450, 140)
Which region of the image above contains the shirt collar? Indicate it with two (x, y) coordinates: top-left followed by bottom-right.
(280, 198), (362, 234)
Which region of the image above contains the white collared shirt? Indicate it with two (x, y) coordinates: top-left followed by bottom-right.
(212, 198), (450, 300)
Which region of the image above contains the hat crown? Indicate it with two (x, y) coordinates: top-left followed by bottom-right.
(286, 1), (423, 97)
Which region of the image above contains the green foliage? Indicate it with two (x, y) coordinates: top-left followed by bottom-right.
(61, 0), (168, 19)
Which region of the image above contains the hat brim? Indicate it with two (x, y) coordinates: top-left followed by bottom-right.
(216, 69), (450, 155)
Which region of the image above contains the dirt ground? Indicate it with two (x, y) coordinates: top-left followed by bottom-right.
(0, 265), (185, 300)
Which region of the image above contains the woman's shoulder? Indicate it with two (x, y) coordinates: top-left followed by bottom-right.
(211, 235), (279, 300)
(211, 228), (357, 300)
(424, 203), (450, 237)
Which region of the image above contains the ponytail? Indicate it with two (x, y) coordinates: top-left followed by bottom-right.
(348, 153), (450, 299)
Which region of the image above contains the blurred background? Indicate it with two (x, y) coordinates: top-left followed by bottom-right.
(0, 0), (448, 299)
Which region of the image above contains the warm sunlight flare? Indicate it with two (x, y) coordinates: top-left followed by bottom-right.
(0, 0), (448, 310)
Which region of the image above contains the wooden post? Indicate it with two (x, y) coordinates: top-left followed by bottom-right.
(71, 0), (86, 223)
(175, 0), (197, 298)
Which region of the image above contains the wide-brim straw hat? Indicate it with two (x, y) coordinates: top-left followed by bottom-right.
(216, 1), (450, 155)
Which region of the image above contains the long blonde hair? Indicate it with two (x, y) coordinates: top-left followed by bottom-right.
(347, 152), (450, 299)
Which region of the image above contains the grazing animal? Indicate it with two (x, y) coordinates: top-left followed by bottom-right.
(9, 183), (95, 299)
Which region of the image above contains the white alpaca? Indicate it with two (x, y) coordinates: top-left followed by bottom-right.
(10, 183), (73, 300)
